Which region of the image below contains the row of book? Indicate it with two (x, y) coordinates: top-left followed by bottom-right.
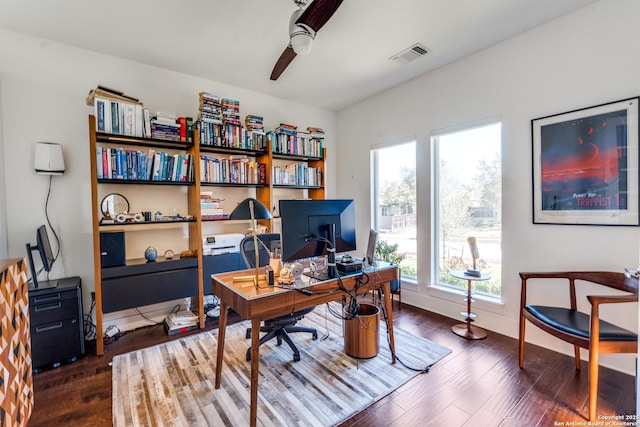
(96, 147), (194, 182)
(272, 163), (322, 187)
(94, 97), (148, 137)
(268, 130), (324, 158)
(200, 155), (267, 185)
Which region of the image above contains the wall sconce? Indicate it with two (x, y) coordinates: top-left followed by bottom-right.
(34, 142), (65, 175)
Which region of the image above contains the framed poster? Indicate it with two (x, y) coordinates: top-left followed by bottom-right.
(532, 97), (639, 225)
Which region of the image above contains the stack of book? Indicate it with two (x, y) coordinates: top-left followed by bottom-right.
(197, 92), (223, 146)
(307, 126), (325, 139)
(200, 192), (228, 220)
(244, 115), (266, 151)
(276, 122), (297, 135)
(150, 111), (181, 141)
(221, 98), (241, 126)
(307, 126), (324, 158)
(245, 115), (264, 133)
(163, 311), (199, 335)
(222, 98), (242, 148)
(87, 86), (149, 138)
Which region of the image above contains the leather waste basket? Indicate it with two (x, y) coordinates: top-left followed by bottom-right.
(343, 303), (380, 358)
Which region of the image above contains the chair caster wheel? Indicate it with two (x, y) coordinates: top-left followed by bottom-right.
(246, 329), (251, 339)
(276, 337), (282, 346)
(293, 353), (300, 362)
(246, 349), (251, 362)
(312, 332), (318, 340)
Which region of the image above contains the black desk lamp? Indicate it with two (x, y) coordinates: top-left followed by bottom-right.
(229, 198), (272, 285)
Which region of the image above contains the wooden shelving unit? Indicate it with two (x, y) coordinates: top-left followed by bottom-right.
(89, 114), (326, 355)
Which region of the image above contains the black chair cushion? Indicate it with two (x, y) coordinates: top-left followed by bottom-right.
(268, 306), (314, 323)
(526, 305), (637, 341)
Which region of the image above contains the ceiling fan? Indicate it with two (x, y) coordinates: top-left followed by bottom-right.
(270, 0), (344, 81)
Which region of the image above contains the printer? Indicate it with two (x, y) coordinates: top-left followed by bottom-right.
(202, 233), (244, 256)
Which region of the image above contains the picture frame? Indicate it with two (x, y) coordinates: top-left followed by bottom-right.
(532, 97), (639, 225)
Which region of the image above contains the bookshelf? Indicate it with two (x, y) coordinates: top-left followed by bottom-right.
(89, 115), (203, 355)
(89, 114), (326, 355)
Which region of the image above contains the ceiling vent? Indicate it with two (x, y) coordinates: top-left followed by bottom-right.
(389, 43), (431, 64)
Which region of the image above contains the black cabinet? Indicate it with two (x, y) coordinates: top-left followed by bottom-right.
(29, 277), (84, 369)
(101, 258), (198, 313)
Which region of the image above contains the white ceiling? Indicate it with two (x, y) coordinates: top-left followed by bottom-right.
(0, 0), (597, 111)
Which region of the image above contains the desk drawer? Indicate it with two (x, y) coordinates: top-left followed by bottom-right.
(31, 317), (83, 368)
(30, 287), (77, 305)
(30, 297), (81, 326)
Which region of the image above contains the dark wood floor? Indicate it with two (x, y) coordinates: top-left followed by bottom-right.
(29, 302), (635, 426)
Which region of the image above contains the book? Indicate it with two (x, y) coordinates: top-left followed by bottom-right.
(85, 85), (142, 106)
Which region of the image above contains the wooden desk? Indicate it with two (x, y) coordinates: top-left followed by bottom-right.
(212, 263), (398, 427)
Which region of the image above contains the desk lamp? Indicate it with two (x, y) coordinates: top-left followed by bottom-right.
(229, 198), (272, 285)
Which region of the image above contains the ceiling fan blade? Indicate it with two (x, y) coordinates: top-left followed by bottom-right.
(270, 46), (298, 81)
(296, 0), (344, 32)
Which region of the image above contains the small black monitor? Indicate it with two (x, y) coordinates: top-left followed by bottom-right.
(25, 225), (58, 289)
(279, 199), (356, 279)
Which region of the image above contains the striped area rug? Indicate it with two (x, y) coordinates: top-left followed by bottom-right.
(112, 303), (452, 426)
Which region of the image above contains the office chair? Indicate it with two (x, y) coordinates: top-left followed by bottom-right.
(239, 233), (318, 362)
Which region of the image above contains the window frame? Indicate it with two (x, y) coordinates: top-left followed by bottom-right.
(430, 118), (503, 301)
(370, 137), (417, 283)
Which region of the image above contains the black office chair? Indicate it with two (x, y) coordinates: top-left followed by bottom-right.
(240, 233), (318, 362)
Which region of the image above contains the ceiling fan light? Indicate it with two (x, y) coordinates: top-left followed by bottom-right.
(290, 30), (314, 55)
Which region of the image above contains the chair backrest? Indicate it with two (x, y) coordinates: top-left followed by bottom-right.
(240, 233), (281, 268)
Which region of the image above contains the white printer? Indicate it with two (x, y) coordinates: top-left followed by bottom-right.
(202, 233), (244, 256)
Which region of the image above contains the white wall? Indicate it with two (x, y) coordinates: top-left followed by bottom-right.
(0, 29), (336, 329)
(337, 0), (640, 375)
(0, 78), (7, 259)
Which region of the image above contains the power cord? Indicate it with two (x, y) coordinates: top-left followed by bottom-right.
(44, 175), (63, 278)
(136, 307), (163, 326)
(83, 292), (97, 341)
(377, 288), (432, 373)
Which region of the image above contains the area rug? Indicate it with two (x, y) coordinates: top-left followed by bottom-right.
(112, 303), (452, 427)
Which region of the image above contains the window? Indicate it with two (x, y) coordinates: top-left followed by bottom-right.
(371, 140), (416, 280)
(433, 122), (502, 297)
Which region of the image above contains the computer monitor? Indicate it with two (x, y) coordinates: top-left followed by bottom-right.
(279, 199), (356, 279)
(25, 224), (58, 289)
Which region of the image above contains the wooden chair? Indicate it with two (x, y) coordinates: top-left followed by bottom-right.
(519, 271), (638, 420)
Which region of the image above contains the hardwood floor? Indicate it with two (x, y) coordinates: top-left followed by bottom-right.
(29, 303), (635, 426)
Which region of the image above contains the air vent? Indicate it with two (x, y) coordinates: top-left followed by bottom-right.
(389, 43), (431, 64)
